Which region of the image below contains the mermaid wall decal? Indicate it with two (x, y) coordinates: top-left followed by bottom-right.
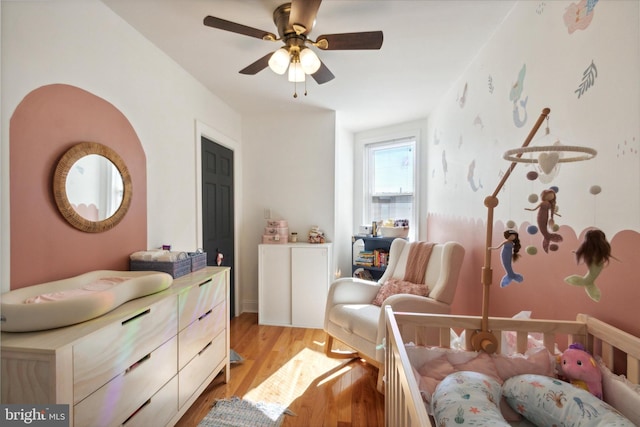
(510, 64), (528, 128)
(467, 160), (483, 192)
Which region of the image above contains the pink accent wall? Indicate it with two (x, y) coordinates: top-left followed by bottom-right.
(10, 84), (147, 289)
(427, 214), (640, 341)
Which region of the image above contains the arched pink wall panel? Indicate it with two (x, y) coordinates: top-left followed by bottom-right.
(10, 84), (147, 289)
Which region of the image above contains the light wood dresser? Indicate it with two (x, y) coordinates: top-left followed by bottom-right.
(1, 266), (230, 427)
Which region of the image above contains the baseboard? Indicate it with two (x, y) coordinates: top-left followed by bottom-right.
(241, 299), (258, 314)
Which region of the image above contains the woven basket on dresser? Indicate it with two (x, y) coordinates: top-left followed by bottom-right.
(130, 257), (192, 278)
(188, 252), (207, 272)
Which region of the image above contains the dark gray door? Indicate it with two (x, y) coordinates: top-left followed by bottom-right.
(201, 137), (235, 317)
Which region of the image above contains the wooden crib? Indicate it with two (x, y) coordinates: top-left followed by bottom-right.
(384, 306), (640, 427)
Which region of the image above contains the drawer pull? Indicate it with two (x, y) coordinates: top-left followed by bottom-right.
(125, 353), (151, 374)
(198, 278), (213, 287)
(198, 309), (213, 321)
(122, 398), (151, 425)
(122, 308), (150, 325)
(198, 341), (213, 356)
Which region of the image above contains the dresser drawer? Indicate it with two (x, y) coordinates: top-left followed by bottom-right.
(178, 300), (225, 370)
(120, 375), (178, 427)
(178, 271), (226, 331)
(178, 331), (226, 409)
(74, 336), (177, 427)
(73, 295), (178, 404)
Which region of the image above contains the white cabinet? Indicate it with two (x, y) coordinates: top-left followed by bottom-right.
(259, 243), (332, 328)
(1, 267), (229, 427)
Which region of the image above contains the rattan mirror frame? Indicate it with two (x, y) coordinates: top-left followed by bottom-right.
(53, 142), (132, 233)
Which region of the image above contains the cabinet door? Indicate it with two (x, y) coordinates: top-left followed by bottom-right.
(258, 245), (292, 325)
(291, 246), (329, 328)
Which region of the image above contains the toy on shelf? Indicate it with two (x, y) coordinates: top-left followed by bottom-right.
(308, 226), (326, 243)
(379, 219), (410, 238)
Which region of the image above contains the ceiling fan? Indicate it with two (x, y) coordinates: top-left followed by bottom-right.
(203, 0), (383, 92)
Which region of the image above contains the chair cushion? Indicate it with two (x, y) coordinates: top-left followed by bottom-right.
(371, 279), (429, 306)
(328, 303), (380, 343)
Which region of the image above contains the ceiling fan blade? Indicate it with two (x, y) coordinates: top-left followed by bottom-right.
(289, 0), (322, 34)
(204, 16), (276, 40)
(239, 52), (272, 75)
(316, 31), (383, 50)
(311, 61), (335, 85)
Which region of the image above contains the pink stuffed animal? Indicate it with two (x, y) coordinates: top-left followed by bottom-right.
(560, 343), (603, 399)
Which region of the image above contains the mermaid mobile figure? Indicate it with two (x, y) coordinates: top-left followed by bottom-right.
(565, 229), (613, 302)
(490, 229), (524, 287)
(526, 188), (563, 252)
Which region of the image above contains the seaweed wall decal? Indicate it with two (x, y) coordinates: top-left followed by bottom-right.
(536, 2), (546, 15)
(575, 60), (598, 98)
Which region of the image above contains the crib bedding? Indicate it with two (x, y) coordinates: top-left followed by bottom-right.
(423, 368), (635, 426)
(384, 310), (640, 427)
(408, 344), (557, 425)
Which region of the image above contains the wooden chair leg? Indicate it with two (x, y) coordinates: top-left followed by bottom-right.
(324, 333), (358, 359)
(376, 365), (385, 394)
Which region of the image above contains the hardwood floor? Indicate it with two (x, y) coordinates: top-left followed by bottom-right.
(175, 313), (385, 427)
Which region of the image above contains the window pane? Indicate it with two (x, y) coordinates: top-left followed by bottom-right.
(372, 146), (414, 194)
(364, 139), (416, 240)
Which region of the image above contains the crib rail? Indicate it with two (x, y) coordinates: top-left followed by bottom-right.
(383, 308), (640, 427)
(389, 310), (588, 354)
(385, 306), (431, 427)
(383, 308), (588, 427)
(578, 314), (640, 383)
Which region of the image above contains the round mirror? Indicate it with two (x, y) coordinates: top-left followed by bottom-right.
(53, 142), (132, 232)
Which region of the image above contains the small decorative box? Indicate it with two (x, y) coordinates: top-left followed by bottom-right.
(262, 234), (288, 244)
(267, 220), (288, 228)
(265, 226), (289, 236)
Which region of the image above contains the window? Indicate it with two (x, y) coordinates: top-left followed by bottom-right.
(364, 137), (416, 240)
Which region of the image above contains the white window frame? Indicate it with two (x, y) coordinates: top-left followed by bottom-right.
(355, 130), (420, 241)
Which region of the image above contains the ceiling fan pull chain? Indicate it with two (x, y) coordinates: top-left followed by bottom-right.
(293, 80), (298, 98)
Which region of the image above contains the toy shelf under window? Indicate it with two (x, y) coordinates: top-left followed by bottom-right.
(351, 235), (397, 281)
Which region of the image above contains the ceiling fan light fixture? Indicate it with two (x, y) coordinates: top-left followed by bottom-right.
(299, 48), (321, 74)
(268, 48), (290, 75)
(288, 61), (305, 82)
(203, 1), (384, 91)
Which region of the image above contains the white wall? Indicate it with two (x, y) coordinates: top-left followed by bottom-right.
(334, 118), (354, 280)
(1, 0), (242, 293)
(426, 0), (640, 236)
(240, 110), (336, 312)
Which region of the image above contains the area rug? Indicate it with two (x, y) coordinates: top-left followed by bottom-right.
(197, 397), (294, 427)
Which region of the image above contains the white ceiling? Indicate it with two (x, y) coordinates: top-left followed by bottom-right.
(102, 0), (516, 132)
